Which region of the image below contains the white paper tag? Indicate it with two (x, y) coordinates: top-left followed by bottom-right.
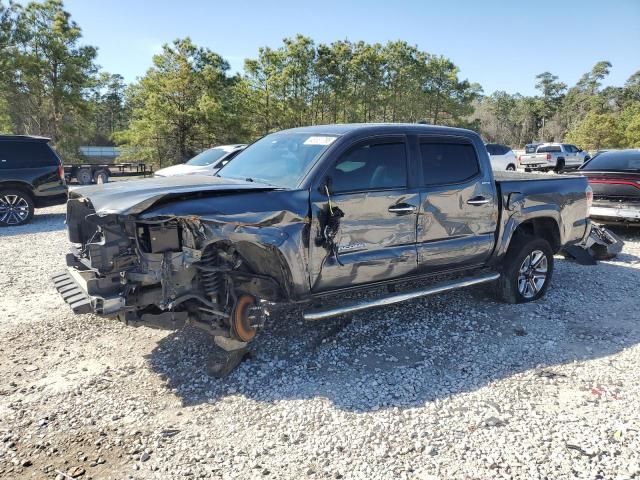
(303, 136), (337, 146)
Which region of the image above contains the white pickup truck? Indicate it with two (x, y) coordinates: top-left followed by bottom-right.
(519, 143), (590, 172)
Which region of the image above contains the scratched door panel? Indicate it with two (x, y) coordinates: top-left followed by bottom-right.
(416, 138), (498, 271)
(309, 190), (419, 291)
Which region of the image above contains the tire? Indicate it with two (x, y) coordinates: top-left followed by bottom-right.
(0, 189), (35, 226)
(506, 164), (516, 171)
(554, 159), (565, 173)
(94, 169), (109, 184)
(497, 235), (554, 304)
(76, 168), (93, 185)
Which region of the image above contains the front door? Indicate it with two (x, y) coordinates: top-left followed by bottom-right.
(309, 137), (419, 292)
(416, 136), (498, 271)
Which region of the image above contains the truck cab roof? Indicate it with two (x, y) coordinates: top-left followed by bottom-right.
(279, 123), (478, 138)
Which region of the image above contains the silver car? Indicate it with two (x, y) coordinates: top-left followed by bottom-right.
(154, 144), (246, 177)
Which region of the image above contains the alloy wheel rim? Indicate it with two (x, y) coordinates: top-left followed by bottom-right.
(517, 250), (547, 298)
(0, 194), (30, 225)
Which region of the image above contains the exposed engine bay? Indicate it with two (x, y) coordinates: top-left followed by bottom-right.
(58, 195), (291, 345)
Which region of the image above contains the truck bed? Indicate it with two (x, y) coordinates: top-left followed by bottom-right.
(493, 171), (578, 182)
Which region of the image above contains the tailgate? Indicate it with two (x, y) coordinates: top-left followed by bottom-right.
(519, 154), (548, 165)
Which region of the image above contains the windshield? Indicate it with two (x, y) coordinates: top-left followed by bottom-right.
(186, 148), (228, 166)
(581, 151), (640, 171)
(217, 132), (338, 188)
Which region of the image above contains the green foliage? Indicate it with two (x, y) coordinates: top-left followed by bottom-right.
(0, 0), (97, 159)
(535, 72), (566, 119)
(476, 62), (640, 149)
(1, 0), (638, 162)
(619, 102), (640, 147)
(565, 111), (622, 150)
(115, 38), (241, 168)
(241, 36), (480, 135)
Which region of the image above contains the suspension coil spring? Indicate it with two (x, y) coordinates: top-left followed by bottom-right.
(199, 248), (224, 298)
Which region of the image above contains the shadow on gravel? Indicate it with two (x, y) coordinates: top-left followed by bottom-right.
(0, 212), (66, 237)
(147, 256), (640, 412)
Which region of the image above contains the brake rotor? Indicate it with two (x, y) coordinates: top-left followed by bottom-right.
(230, 294), (257, 342)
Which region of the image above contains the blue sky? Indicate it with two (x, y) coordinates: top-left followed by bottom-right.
(59, 0), (639, 96)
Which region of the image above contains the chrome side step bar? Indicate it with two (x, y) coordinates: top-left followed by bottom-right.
(303, 272), (500, 321)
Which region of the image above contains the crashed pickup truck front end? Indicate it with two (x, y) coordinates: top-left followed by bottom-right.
(54, 196), (203, 317)
(52, 175), (310, 357)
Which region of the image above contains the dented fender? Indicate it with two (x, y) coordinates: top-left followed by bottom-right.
(139, 189), (312, 299)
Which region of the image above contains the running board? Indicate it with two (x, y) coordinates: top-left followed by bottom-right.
(303, 272), (500, 321)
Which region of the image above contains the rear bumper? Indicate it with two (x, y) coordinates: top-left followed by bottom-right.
(522, 163), (553, 171)
(590, 204), (640, 224)
(52, 267), (125, 315)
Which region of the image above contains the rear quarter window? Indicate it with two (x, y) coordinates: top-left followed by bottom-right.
(0, 141), (59, 169)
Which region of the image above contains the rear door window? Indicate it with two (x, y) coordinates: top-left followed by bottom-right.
(327, 141), (407, 194)
(420, 140), (480, 186)
(0, 141), (58, 169)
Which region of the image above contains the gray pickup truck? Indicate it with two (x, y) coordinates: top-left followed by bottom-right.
(54, 124), (592, 375)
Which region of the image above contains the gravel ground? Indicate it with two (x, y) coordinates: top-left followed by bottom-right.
(1, 205), (640, 480)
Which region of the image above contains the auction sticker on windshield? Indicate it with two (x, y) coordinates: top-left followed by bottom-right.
(303, 136), (337, 146)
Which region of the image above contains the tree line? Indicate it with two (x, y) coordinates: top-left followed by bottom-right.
(1, 0), (639, 168)
(476, 64), (640, 150)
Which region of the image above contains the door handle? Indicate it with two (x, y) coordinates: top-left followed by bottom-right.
(467, 196), (490, 205)
(388, 204), (417, 214)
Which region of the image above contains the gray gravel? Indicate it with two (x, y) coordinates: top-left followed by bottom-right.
(1, 204), (640, 479)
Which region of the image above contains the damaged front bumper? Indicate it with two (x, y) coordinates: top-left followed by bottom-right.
(52, 266), (125, 315)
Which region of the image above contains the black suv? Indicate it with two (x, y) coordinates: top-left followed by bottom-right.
(0, 135), (67, 226)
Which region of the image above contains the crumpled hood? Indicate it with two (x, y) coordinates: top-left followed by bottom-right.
(69, 175), (278, 215)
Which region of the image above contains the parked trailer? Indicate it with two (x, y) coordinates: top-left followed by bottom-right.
(64, 162), (152, 185)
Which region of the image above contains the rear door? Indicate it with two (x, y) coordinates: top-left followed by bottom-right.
(416, 136), (498, 271)
(309, 136), (419, 291)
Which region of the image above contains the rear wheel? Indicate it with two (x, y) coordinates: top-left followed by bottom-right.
(76, 168), (93, 185)
(506, 164), (516, 171)
(94, 169), (109, 184)
(0, 189), (35, 226)
(554, 159), (565, 173)
(497, 235), (554, 304)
